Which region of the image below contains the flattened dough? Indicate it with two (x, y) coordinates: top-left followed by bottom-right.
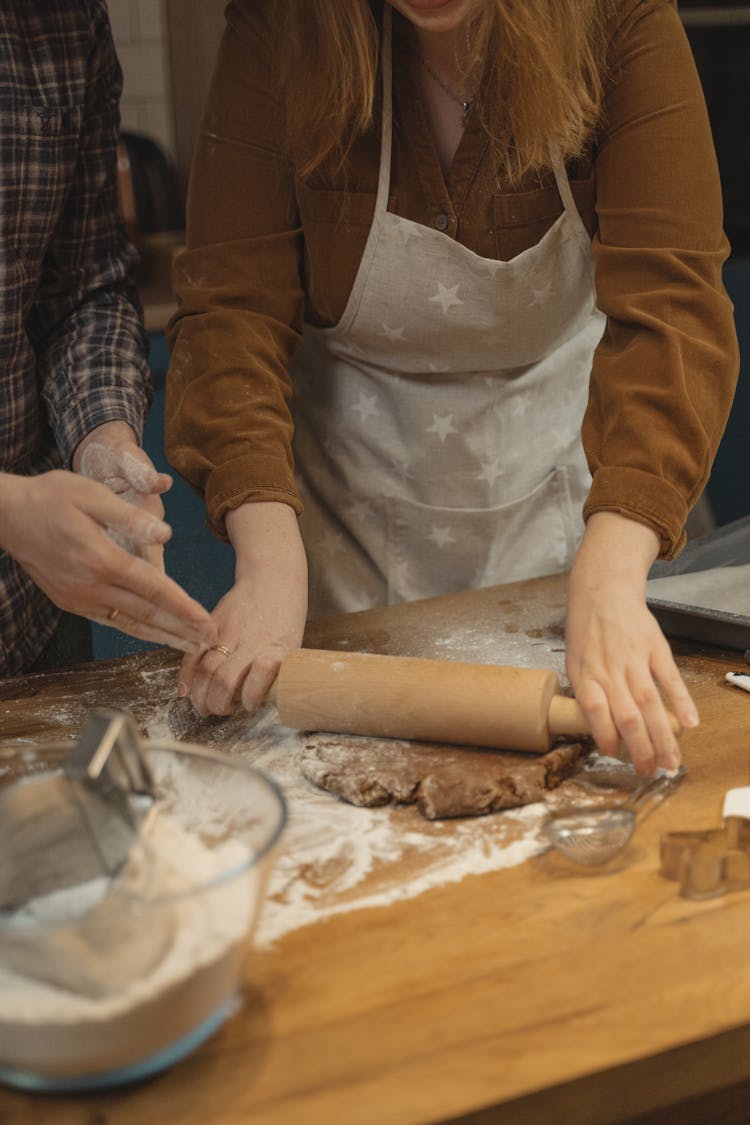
(299, 735), (586, 820)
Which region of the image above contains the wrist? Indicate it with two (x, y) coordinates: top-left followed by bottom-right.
(573, 512), (661, 589)
(0, 472), (21, 536)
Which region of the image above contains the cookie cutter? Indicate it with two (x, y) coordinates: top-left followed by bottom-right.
(661, 787), (750, 900)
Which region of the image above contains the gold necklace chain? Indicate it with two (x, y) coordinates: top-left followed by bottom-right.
(421, 56), (474, 124)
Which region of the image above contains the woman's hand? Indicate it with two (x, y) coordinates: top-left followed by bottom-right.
(74, 421), (172, 569)
(566, 511), (699, 776)
(0, 469), (216, 653)
(179, 502), (308, 716)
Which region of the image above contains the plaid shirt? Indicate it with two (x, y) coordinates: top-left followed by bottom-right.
(0, 1), (150, 677)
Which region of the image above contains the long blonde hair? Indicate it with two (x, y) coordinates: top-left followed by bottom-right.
(276, 0), (612, 182)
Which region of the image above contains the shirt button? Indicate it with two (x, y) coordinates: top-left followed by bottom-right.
(434, 212), (449, 232)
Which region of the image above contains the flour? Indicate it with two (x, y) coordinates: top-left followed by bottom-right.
(429, 623), (568, 676)
(4, 602), (579, 1015)
(137, 704), (562, 950)
(125, 610), (578, 949)
(0, 812), (255, 1079)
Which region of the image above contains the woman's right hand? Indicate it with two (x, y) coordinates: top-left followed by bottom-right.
(179, 502), (308, 716)
(0, 469), (216, 653)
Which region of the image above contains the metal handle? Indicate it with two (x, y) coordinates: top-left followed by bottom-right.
(0, 709), (156, 912)
(626, 767), (686, 817)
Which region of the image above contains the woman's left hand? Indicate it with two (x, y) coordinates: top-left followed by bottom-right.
(566, 511), (699, 776)
(74, 421), (173, 569)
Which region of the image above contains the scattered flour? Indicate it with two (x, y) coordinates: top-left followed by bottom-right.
(131, 614), (577, 949)
(142, 703), (559, 949)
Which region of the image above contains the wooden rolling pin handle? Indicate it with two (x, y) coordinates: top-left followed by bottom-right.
(547, 694), (682, 739)
(547, 695), (592, 738)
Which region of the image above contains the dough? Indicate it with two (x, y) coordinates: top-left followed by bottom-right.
(299, 734), (586, 820)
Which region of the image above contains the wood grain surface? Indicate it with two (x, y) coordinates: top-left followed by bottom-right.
(2, 573), (750, 1125)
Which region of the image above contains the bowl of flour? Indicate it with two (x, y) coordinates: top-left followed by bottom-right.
(0, 739), (287, 1093)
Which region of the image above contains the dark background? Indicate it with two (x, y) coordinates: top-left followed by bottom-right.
(681, 2), (750, 525)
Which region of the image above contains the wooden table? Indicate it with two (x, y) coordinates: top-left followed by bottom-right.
(2, 573), (750, 1125)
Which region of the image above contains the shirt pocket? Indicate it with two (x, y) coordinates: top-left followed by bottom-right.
(492, 170), (596, 261)
(295, 181), (378, 230)
(0, 102), (84, 267)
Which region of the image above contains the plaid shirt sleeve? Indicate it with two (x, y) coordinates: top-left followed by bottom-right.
(27, 0), (150, 468)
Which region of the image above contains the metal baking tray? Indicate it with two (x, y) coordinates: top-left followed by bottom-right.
(647, 597), (750, 652)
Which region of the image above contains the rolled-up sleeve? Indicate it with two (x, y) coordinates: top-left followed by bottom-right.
(582, 0), (740, 557)
(166, 1), (305, 539)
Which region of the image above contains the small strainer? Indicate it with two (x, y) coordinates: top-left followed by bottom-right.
(542, 767), (686, 866)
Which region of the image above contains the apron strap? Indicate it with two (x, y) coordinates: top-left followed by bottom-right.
(550, 148), (579, 218)
(375, 5), (394, 218)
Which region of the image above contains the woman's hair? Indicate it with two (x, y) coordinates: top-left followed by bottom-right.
(276, 0), (613, 182)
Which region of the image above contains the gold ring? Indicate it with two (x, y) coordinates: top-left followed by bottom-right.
(208, 643), (232, 657)
(108, 607), (120, 623)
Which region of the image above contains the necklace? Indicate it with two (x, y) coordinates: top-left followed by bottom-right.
(421, 56), (474, 125)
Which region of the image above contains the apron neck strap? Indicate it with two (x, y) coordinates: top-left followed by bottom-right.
(550, 148), (578, 218)
(375, 5), (394, 217)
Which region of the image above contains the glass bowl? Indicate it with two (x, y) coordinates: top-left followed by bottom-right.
(0, 739), (286, 1093)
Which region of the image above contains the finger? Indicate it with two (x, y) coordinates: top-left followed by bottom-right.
(137, 539), (166, 572)
(606, 684), (658, 777)
(93, 610), (207, 655)
(624, 671), (681, 773)
(106, 571), (216, 649)
(107, 552), (216, 643)
(118, 448), (172, 496)
(240, 653), (282, 713)
(178, 649), (204, 698)
(573, 678), (621, 759)
(188, 660), (217, 717)
(205, 650), (248, 716)
(80, 483), (172, 548)
(651, 647), (699, 731)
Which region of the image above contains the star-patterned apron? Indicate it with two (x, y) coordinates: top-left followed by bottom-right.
(292, 6), (606, 617)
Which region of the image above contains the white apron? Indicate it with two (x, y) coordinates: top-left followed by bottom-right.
(292, 7), (605, 617)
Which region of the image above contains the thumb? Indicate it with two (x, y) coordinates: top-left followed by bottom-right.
(118, 448), (172, 496)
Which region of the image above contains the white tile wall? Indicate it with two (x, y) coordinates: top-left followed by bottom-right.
(107, 0), (174, 158)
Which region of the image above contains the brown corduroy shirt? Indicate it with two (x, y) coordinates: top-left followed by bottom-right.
(166, 0), (739, 560)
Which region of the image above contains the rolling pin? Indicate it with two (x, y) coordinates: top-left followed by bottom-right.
(269, 649), (679, 753)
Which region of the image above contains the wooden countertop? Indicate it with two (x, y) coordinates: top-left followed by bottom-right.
(2, 573), (750, 1124)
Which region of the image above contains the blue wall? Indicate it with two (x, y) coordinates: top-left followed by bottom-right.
(91, 334), (234, 660)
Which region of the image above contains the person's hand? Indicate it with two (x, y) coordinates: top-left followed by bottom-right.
(179, 502), (308, 716)
(0, 469), (216, 654)
(74, 421), (172, 568)
(566, 511), (699, 776)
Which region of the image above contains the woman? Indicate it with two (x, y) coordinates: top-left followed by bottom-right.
(166, 0), (739, 775)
